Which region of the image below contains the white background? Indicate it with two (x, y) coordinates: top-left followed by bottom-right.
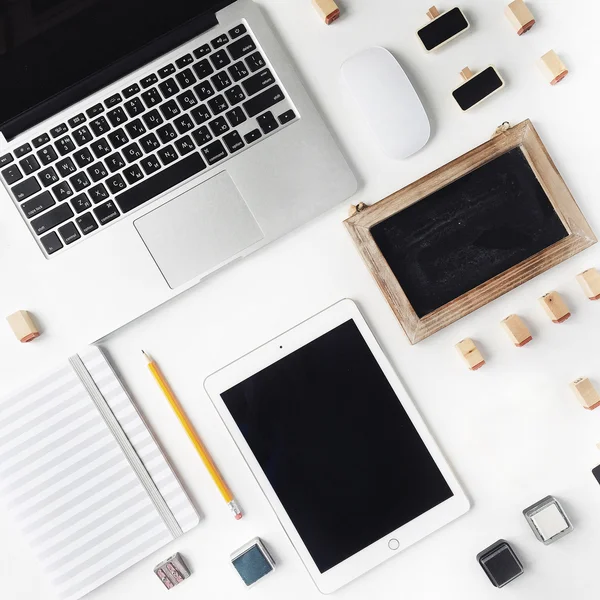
(2, 0), (600, 598)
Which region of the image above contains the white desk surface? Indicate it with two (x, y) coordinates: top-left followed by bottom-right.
(2, 0), (600, 598)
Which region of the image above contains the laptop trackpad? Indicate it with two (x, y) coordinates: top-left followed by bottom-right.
(134, 172), (264, 289)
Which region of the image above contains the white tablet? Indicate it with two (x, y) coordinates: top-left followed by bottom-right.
(205, 299), (469, 593)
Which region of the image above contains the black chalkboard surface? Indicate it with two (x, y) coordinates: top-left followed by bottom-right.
(371, 148), (568, 318)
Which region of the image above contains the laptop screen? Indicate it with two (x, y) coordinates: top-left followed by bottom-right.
(0, 0), (230, 137)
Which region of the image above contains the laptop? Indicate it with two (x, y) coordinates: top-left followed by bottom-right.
(0, 0), (356, 349)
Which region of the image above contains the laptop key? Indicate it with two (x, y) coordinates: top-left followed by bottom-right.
(223, 131), (245, 153)
(157, 145), (178, 165)
(122, 84), (140, 99)
(140, 133), (160, 153)
(56, 157), (77, 176)
(175, 54), (193, 68)
(20, 155), (41, 175)
(245, 51), (266, 73)
(209, 117), (229, 136)
(86, 103), (104, 118)
(105, 93), (122, 109)
(124, 97), (145, 117)
(108, 128), (129, 149)
(229, 61), (249, 82)
(140, 154), (161, 175)
(76, 212), (98, 235)
(0, 153), (13, 167)
(90, 138), (111, 159)
(58, 222), (81, 244)
(74, 148), (94, 168)
(201, 140), (227, 165)
(37, 145), (58, 165)
(140, 73), (158, 89)
(229, 24), (247, 39)
(210, 49), (231, 70)
(125, 119), (147, 139)
(52, 181), (73, 201)
(13, 177), (42, 201)
(212, 71), (232, 92)
(158, 78), (179, 99)
(157, 124), (177, 144)
(191, 104), (211, 124)
(208, 95), (228, 115)
(176, 69), (196, 89)
(226, 107), (247, 127)
(50, 123), (69, 138)
(159, 100), (181, 120)
(225, 85), (245, 106)
(279, 109), (296, 124)
(177, 91), (198, 111)
(39, 166), (59, 187)
(32, 133), (51, 148)
(68, 113), (86, 128)
(2, 164), (23, 185)
(141, 88), (162, 108)
(124, 164), (144, 184)
(115, 152), (206, 214)
(31, 202), (73, 235)
(105, 152), (126, 172)
(142, 109), (164, 130)
(14, 143), (32, 158)
(194, 81), (215, 101)
(55, 135), (75, 156)
(228, 35), (256, 61)
(71, 193), (92, 214)
(242, 69), (275, 96)
(70, 172), (91, 192)
(158, 64), (176, 78)
(192, 59), (213, 79)
(123, 142), (143, 163)
(72, 126), (93, 146)
(90, 116), (110, 136)
(174, 135), (195, 156)
(22, 191), (55, 218)
(243, 85), (284, 117)
(211, 34), (229, 49)
(257, 111), (279, 134)
(174, 114), (194, 134)
(107, 107), (128, 127)
(244, 128), (262, 144)
(193, 44), (211, 59)
(192, 126), (212, 146)
(94, 200), (120, 225)
(87, 162), (108, 182)
(106, 174), (127, 194)
(89, 183), (109, 203)
(40, 231), (63, 254)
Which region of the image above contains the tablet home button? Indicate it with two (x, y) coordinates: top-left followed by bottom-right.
(388, 538), (400, 551)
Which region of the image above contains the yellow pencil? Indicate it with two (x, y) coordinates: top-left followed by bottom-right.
(142, 350), (242, 520)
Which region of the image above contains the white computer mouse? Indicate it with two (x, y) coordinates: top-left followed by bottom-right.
(341, 47), (430, 159)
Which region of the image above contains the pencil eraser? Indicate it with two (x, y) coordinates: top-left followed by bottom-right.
(523, 496), (573, 545)
(6, 310), (40, 343)
(538, 50), (568, 85)
(539, 291), (570, 323)
(231, 538), (275, 587)
(577, 268), (600, 300)
(455, 338), (485, 371)
(570, 377), (600, 410)
(154, 553), (190, 589)
(505, 0), (535, 35)
(477, 540), (523, 588)
(312, 0), (340, 25)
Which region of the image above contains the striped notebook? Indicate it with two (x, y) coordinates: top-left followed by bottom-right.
(0, 346), (199, 600)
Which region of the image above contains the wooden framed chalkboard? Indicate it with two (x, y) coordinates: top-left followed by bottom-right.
(345, 120), (596, 344)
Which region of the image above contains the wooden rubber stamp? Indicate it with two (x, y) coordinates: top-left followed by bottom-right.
(6, 310), (40, 343)
(539, 291), (570, 323)
(538, 50), (568, 85)
(452, 66), (504, 111)
(501, 314), (532, 347)
(577, 268), (600, 300)
(456, 338), (485, 370)
(417, 6), (470, 52)
(505, 0), (535, 35)
(570, 378), (600, 410)
(312, 0), (340, 25)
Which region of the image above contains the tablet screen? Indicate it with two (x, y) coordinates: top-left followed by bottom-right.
(221, 319), (453, 573)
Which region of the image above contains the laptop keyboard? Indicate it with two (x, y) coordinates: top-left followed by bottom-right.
(0, 22), (298, 257)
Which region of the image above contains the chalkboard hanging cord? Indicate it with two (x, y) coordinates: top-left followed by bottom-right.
(349, 202), (369, 217)
(492, 122), (512, 138)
